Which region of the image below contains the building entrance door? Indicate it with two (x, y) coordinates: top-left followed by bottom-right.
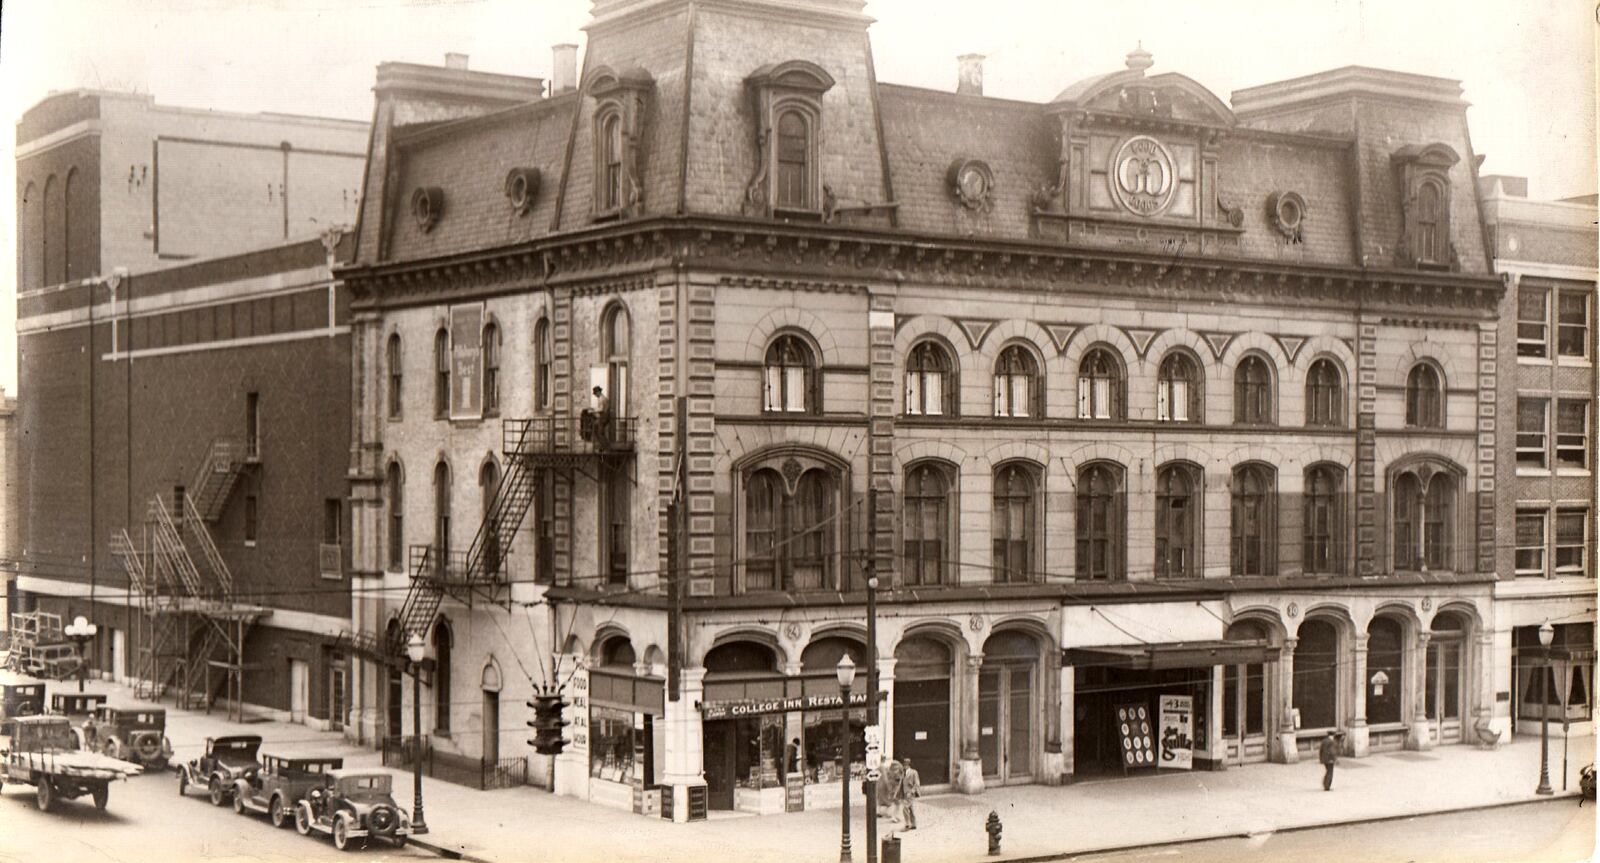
(978, 665), (1033, 783)
(289, 659), (310, 723)
(387, 668), (404, 738)
(893, 636), (953, 786)
(483, 690), (500, 763)
(703, 720), (736, 810)
(1426, 636), (1464, 744)
(111, 629), (126, 683)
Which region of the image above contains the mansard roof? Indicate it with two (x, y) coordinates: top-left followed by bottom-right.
(1052, 47), (1236, 129)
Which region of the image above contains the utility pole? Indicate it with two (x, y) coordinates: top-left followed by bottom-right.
(667, 396), (687, 701)
(865, 485), (880, 863)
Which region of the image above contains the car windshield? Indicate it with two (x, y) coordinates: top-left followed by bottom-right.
(339, 775), (392, 794)
(19, 721), (74, 751)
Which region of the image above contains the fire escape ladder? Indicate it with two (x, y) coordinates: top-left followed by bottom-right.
(180, 495), (235, 601)
(458, 425), (541, 603)
(190, 437), (248, 522)
(177, 623), (224, 711)
(147, 497), (208, 601)
(392, 546), (445, 656)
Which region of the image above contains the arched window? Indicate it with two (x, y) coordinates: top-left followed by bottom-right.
(1393, 467), (1457, 571)
(1293, 618), (1339, 730)
(21, 182), (40, 291)
(776, 110), (810, 210)
(905, 340), (953, 416)
(993, 345), (1038, 418)
(386, 463), (404, 571)
(1305, 359), (1342, 427)
(479, 461), (501, 579)
(1077, 348), (1122, 420)
(601, 112), (624, 212)
(41, 175), (57, 287)
(602, 305), (630, 416)
(1303, 465), (1343, 574)
(1230, 463), (1275, 576)
(482, 322), (501, 415)
(1417, 180), (1445, 264)
(1156, 463), (1200, 578)
(904, 462), (952, 586)
(434, 329), (450, 418)
(743, 464), (837, 592)
(387, 334), (403, 419)
(1367, 616), (1406, 724)
(992, 463), (1037, 583)
(432, 620), (453, 732)
(433, 461), (452, 561)
(604, 465), (630, 586)
(62, 169), (75, 282)
(1233, 355), (1273, 425)
(764, 334), (815, 413)
(1223, 620), (1269, 739)
(1405, 364), (1442, 428)
(599, 636), (637, 670)
(1158, 352), (1201, 422)
(536, 470), (555, 584)
(534, 318), (552, 411)
(1075, 462), (1123, 579)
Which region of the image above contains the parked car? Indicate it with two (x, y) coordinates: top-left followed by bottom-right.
(94, 706), (173, 769)
(0, 715), (141, 811)
(178, 735), (262, 805)
(0, 671), (46, 719)
(295, 768), (413, 851)
(48, 693), (107, 750)
(233, 754), (344, 828)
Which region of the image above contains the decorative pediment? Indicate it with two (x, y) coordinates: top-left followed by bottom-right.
(1272, 334), (1308, 363)
(954, 318), (998, 349)
(1119, 326), (1162, 359)
(587, 64), (655, 98)
(1051, 48), (1236, 130)
(1041, 323), (1081, 354)
(745, 60), (836, 95)
(1390, 142), (1460, 170)
(1201, 331), (1238, 360)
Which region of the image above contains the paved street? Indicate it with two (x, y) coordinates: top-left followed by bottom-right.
(1062, 799), (1596, 863)
(0, 768), (433, 863)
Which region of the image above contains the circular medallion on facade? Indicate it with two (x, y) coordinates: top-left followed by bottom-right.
(410, 186), (444, 233)
(1286, 602), (1300, 619)
(1267, 191), (1307, 241)
(784, 622), (803, 641)
(1421, 597), (1432, 612)
(969, 614), (985, 632)
(1110, 135), (1178, 218)
(948, 159), (995, 211)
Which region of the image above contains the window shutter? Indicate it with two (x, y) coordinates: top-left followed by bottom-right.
(926, 372), (943, 416)
(906, 373), (921, 415)
(785, 365), (806, 412)
(1157, 382), (1170, 421)
(1077, 377), (1090, 418)
(765, 366), (781, 412)
(1012, 376), (1030, 418)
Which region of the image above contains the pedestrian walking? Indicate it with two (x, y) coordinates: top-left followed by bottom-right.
(878, 759), (903, 821)
(1319, 730), (1340, 790)
(785, 737), (801, 775)
(898, 758), (921, 829)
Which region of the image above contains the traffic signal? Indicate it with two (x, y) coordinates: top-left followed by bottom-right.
(526, 691), (570, 755)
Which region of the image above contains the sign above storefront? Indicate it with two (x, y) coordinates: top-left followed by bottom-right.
(700, 691), (868, 721)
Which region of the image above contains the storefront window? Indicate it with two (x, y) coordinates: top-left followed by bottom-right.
(802, 708), (867, 785)
(590, 707), (637, 784)
(734, 715), (786, 790)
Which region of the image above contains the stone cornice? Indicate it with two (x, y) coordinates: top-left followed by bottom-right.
(340, 214), (1504, 316)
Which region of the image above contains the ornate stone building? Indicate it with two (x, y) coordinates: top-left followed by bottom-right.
(341, 0), (1511, 821)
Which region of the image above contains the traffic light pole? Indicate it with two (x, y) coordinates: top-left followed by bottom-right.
(865, 486), (879, 863)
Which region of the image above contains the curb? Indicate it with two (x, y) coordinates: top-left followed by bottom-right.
(408, 835), (494, 863)
(990, 792), (1585, 863)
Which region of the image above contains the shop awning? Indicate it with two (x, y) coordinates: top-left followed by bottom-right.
(1064, 639), (1279, 670)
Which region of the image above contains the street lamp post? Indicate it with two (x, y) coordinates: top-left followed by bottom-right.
(64, 616), (98, 693)
(836, 655), (857, 863)
(1536, 620), (1554, 796)
(406, 633), (431, 832)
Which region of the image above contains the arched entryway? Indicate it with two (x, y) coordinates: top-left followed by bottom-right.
(1366, 615), (1407, 728)
(1223, 619), (1274, 763)
(893, 634), (955, 786)
(979, 630), (1040, 784)
(1294, 617), (1341, 732)
(701, 639), (782, 811)
(1425, 612), (1469, 743)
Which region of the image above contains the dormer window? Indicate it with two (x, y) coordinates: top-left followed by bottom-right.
(743, 60), (835, 219)
(587, 66), (654, 221)
(1391, 142), (1459, 270)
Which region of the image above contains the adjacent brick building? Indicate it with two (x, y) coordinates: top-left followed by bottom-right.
(1481, 174), (1597, 742)
(340, 0), (1548, 821)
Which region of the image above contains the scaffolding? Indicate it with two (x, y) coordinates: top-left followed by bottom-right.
(109, 438), (269, 722)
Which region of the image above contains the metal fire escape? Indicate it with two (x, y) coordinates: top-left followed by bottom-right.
(376, 415), (635, 658)
(109, 438), (268, 721)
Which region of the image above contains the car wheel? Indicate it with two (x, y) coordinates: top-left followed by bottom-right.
(269, 796), (287, 828)
(36, 780), (53, 812)
(177, 769), (188, 796)
(93, 785), (109, 810)
(209, 776), (225, 806)
(295, 802), (313, 836)
(102, 738), (120, 760)
(332, 815), (351, 851)
(393, 836), (408, 849)
(233, 790), (247, 814)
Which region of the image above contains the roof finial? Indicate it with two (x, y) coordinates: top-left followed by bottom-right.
(1125, 42), (1153, 74)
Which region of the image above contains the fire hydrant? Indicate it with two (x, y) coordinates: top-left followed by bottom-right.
(986, 810), (1003, 856)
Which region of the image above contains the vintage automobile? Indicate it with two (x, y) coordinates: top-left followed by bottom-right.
(233, 754), (344, 828)
(295, 768), (413, 851)
(48, 692), (108, 750)
(0, 671), (47, 719)
(0, 715), (141, 811)
(95, 705), (173, 769)
(178, 735), (263, 805)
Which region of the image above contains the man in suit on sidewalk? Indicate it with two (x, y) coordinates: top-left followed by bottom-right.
(1319, 730), (1341, 790)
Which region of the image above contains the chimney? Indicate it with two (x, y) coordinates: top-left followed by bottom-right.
(957, 53), (985, 96)
(444, 52), (470, 70)
(552, 44), (579, 95)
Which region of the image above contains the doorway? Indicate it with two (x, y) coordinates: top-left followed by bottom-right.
(1426, 613), (1467, 744)
(483, 690), (500, 763)
(387, 667), (404, 738)
(111, 629), (126, 683)
(1222, 620), (1271, 763)
(327, 661), (347, 731)
(893, 636), (953, 786)
(703, 720), (736, 810)
(289, 659), (310, 723)
(977, 631), (1038, 784)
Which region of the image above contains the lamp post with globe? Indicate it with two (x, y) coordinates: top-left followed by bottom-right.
(836, 655), (857, 863)
(406, 632), (431, 832)
(1536, 619), (1554, 796)
(64, 616), (99, 693)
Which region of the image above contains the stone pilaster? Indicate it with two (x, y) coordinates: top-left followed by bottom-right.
(1276, 637), (1299, 763)
(1406, 631), (1434, 750)
(1354, 319), (1379, 574)
(955, 653), (985, 793)
(1475, 322), (1497, 573)
(684, 275), (718, 596)
(866, 288), (897, 586)
(1347, 634), (1370, 757)
(662, 665), (708, 822)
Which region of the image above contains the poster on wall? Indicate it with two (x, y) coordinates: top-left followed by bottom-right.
(1159, 694), (1194, 770)
(1113, 702), (1156, 771)
(449, 303), (484, 419)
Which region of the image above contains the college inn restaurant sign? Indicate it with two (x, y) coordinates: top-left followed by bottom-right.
(701, 692), (871, 721)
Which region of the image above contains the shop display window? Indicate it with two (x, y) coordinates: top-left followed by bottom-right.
(802, 708), (867, 785)
(733, 714), (786, 790)
(590, 707), (637, 784)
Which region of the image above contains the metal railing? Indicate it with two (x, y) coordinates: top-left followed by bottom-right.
(379, 735), (528, 791)
(408, 545), (469, 586)
(502, 414), (636, 456)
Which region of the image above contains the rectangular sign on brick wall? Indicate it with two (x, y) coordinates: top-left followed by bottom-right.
(450, 303), (484, 419)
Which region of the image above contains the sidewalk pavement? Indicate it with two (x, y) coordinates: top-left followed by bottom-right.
(73, 681), (1596, 863)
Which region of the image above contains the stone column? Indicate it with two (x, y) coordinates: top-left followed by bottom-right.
(877, 656), (897, 761)
(1209, 665), (1227, 770)
(1406, 632), (1434, 751)
(1347, 635), (1370, 757)
(955, 653), (985, 793)
(1040, 662), (1066, 785)
(1059, 665), (1076, 780)
(1276, 637), (1299, 764)
(1473, 630), (1502, 747)
(662, 665), (708, 822)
